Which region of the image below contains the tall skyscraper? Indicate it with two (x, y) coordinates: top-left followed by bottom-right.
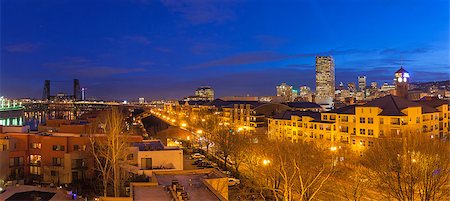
(315, 56), (335, 109)
(195, 86), (215, 101)
(394, 67), (410, 99)
(347, 82), (356, 92)
(276, 82), (294, 102)
(370, 81), (378, 89)
(358, 76), (366, 92)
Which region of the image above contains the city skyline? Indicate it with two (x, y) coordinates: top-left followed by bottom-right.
(1, 0), (449, 100)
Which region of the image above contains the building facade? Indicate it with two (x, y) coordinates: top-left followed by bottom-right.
(394, 67), (410, 99)
(315, 56), (335, 110)
(358, 76), (367, 92)
(267, 95), (449, 154)
(195, 86), (215, 101)
(276, 83), (294, 102)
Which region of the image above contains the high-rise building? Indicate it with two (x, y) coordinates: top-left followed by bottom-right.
(276, 83), (294, 102)
(370, 82), (378, 89)
(195, 86), (215, 101)
(394, 67), (410, 99)
(298, 86), (313, 102)
(315, 56), (335, 110)
(358, 76), (366, 92)
(347, 82), (356, 92)
(139, 97), (145, 104)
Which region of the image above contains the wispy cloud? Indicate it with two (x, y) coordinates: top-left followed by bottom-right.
(188, 48), (374, 69)
(161, 0), (237, 25)
(254, 35), (288, 48)
(104, 35), (151, 45)
(123, 35), (151, 45)
(43, 57), (145, 78)
(5, 43), (40, 53)
(153, 47), (172, 53)
(379, 47), (430, 55)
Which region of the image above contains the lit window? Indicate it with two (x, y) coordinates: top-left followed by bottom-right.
(368, 118), (373, 124)
(368, 129), (374, 136)
(360, 129), (366, 135)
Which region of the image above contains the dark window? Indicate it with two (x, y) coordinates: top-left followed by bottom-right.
(368, 129), (374, 136)
(53, 145), (65, 151)
(73, 145), (80, 151)
(127, 154), (134, 160)
(360, 129), (366, 135)
(52, 157), (64, 166)
(359, 118), (366, 123)
(51, 171), (57, 176)
(368, 118), (374, 124)
(141, 158), (152, 170)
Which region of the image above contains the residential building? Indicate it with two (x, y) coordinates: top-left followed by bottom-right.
(267, 95), (448, 154)
(127, 140), (183, 177)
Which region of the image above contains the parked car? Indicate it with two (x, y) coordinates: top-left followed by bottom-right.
(193, 159), (204, 165)
(228, 178), (240, 187)
(190, 153), (205, 159)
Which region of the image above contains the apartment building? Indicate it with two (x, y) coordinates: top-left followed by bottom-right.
(0, 131), (93, 184)
(268, 95), (449, 152)
(0, 128), (144, 185)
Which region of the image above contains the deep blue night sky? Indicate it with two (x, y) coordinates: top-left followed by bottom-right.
(1, 0), (448, 100)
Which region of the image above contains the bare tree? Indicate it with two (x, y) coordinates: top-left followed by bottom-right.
(90, 107), (131, 197)
(362, 134), (450, 201)
(244, 139), (334, 201)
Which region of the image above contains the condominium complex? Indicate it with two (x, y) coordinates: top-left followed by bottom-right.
(268, 95), (449, 154)
(315, 56), (335, 110)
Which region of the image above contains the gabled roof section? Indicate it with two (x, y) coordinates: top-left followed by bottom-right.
(362, 95), (437, 116)
(286, 102), (321, 109)
(272, 110), (320, 120)
(416, 97), (449, 108)
(395, 67), (409, 74)
(328, 105), (356, 115)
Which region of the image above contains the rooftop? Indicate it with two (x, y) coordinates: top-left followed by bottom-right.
(362, 95), (437, 116)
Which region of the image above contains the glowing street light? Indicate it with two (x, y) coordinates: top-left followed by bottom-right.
(201, 119), (205, 122)
(263, 159), (271, 166)
(196, 129), (203, 134)
(181, 123), (187, 127)
(330, 146), (337, 151)
(171, 119), (176, 123)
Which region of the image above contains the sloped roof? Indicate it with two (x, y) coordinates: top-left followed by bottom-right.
(395, 67), (409, 74)
(286, 101), (321, 109)
(362, 95), (437, 116)
(272, 110), (320, 120)
(328, 105), (356, 115)
(416, 97), (449, 108)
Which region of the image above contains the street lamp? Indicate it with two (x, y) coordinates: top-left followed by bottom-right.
(196, 130), (203, 134)
(181, 123), (187, 127)
(330, 146), (337, 167)
(263, 159), (271, 186)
